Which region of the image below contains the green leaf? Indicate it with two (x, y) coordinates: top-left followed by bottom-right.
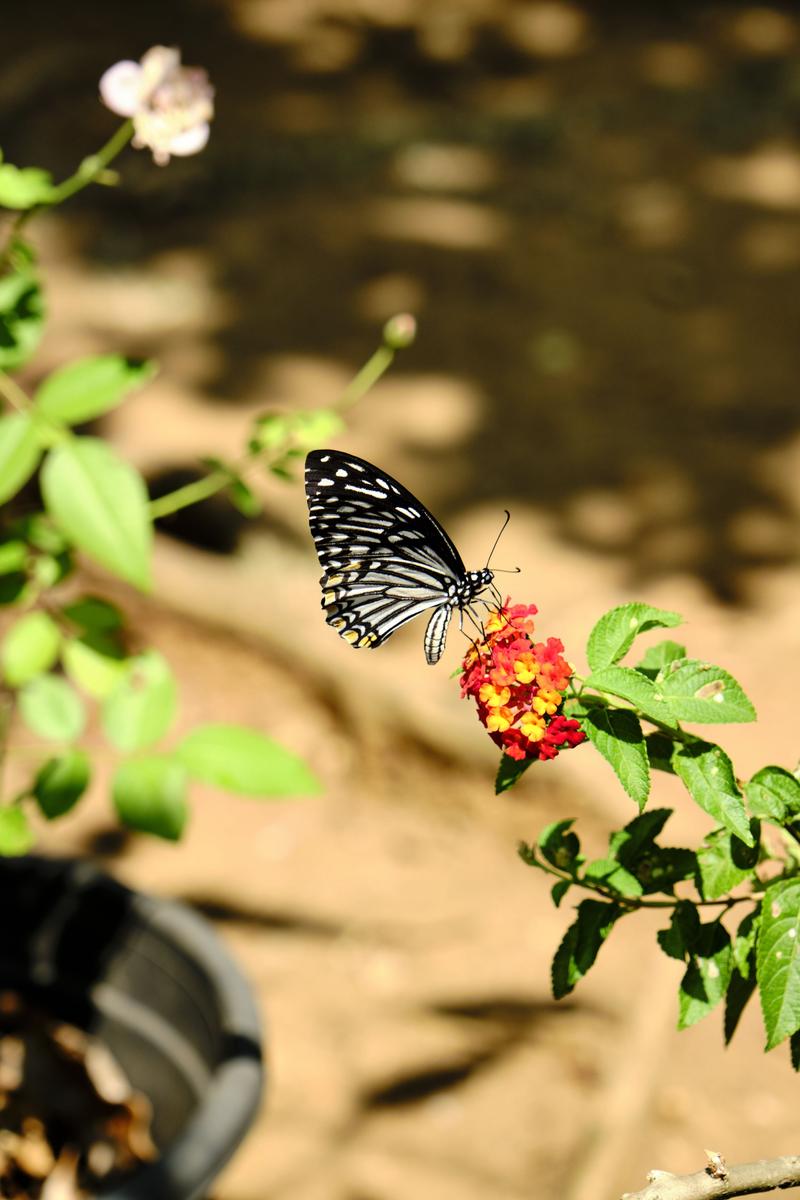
(658, 900), (701, 962)
(757, 878), (800, 1049)
(0, 413), (42, 503)
(112, 755), (188, 841)
(551, 879), (571, 907)
(18, 675), (85, 741)
(0, 541), (27, 575)
(582, 707), (649, 810)
(35, 356), (156, 425)
(609, 808), (672, 865)
(1, 611), (61, 686)
(745, 766), (800, 823)
(725, 967), (757, 1046)
(636, 639), (687, 679)
(0, 164), (54, 209)
(637, 846), (697, 894)
(495, 753), (533, 794)
(584, 667), (677, 729)
(61, 595), (123, 633)
(678, 921), (733, 1029)
(733, 909), (761, 979)
(791, 1031), (800, 1071)
(175, 723), (321, 796)
(102, 651), (177, 752)
(536, 819), (583, 873)
(62, 638), (128, 699)
(33, 749), (90, 819)
(0, 269), (44, 370)
(551, 899), (621, 999)
(41, 438), (153, 590)
(583, 857), (643, 898)
(0, 807), (34, 856)
(586, 603), (682, 673)
(696, 823), (760, 900)
(228, 478), (262, 517)
(672, 740), (753, 846)
(658, 659), (756, 725)
(644, 732), (677, 774)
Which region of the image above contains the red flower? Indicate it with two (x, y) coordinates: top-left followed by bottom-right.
(461, 600), (585, 763)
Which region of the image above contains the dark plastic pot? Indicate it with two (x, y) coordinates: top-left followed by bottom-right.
(0, 856), (263, 1200)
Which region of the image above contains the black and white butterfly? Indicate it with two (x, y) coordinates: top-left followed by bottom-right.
(305, 449), (498, 665)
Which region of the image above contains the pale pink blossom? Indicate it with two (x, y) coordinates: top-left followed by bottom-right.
(100, 46), (214, 166)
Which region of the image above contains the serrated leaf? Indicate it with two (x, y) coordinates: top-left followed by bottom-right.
(757, 878), (800, 1049)
(0, 412), (42, 503)
(696, 823), (760, 900)
(583, 857), (643, 898)
(495, 753), (533, 794)
(658, 659), (756, 725)
(745, 766), (800, 822)
(582, 706), (650, 809)
(586, 603), (682, 673)
(18, 675), (85, 741)
(35, 355), (156, 425)
(636, 639), (687, 678)
(584, 667), (677, 729)
(112, 755), (188, 841)
(657, 900), (700, 961)
(101, 651), (177, 751)
(644, 732), (677, 774)
(551, 899), (621, 999)
(637, 846), (697, 894)
(62, 638), (128, 699)
(551, 879), (571, 907)
(673, 740), (753, 846)
(33, 749), (90, 819)
(0, 807), (34, 856)
(725, 967), (757, 1045)
(0, 269), (44, 370)
(1, 611), (61, 685)
(175, 723), (321, 796)
(609, 808), (672, 865)
(537, 819), (582, 872)
(0, 164), (54, 208)
(41, 438), (152, 590)
(678, 921), (732, 1029)
(733, 908), (761, 979)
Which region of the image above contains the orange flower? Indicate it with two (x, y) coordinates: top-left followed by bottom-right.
(460, 600), (585, 763)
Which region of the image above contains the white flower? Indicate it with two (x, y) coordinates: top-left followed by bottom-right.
(100, 46), (214, 166)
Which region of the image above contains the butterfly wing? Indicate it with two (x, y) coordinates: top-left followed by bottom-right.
(305, 449), (467, 652)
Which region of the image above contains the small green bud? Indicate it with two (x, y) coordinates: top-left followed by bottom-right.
(382, 313), (417, 350)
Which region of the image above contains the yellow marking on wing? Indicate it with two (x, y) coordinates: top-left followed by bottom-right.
(326, 574), (343, 586)
(331, 618), (345, 630)
(344, 560), (363, 571)
(323, 590), (336, 605)
(343, 630), (359, 644)
(359, 633), (377, 647)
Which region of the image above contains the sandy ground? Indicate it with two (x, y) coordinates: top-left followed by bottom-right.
(3, 2), (800, 1198)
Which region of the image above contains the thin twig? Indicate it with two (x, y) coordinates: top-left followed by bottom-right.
(622, 1154), (800, 1200)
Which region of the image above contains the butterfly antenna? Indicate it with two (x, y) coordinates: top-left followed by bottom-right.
(485, 510), (511, 568)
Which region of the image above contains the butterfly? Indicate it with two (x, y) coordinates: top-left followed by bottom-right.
(305, 449), (498, 665)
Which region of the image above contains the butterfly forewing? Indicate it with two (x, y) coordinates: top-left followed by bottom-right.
(305, 449), (491, 661)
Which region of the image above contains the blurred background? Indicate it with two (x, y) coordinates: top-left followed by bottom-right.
(4, 2), (800, 1197)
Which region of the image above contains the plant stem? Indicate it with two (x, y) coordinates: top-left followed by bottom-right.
(0, 120), (134, 266)
(149, 469), (231, 520)
(0, 371), (32, 415)
(335, 343), (395, 412)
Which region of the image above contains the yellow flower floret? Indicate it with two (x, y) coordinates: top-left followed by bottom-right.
(519, 711), (546, 741)
(479, 682), (511, 708)
(486, 706), (513, 733)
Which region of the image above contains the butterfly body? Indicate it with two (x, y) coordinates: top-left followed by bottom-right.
(305, 449), (494, 664)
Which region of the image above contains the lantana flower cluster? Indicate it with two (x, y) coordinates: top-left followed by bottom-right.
(461, 601), (585, 762)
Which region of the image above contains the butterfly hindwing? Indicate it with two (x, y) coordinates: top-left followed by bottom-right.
(305, 449), (492, 661)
